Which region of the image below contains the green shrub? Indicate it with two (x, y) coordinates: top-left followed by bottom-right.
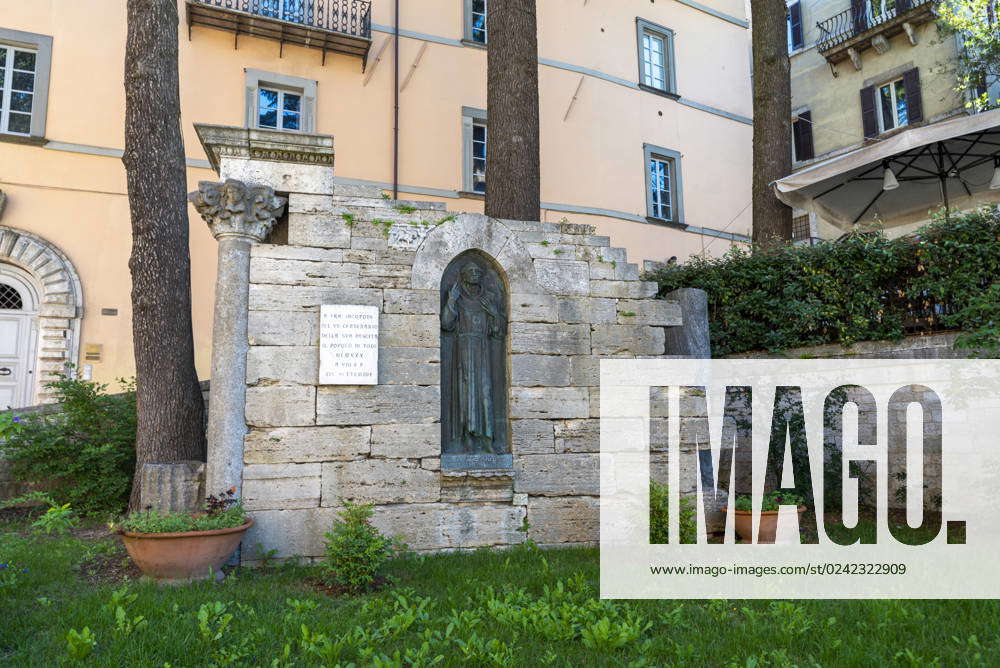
(0, 371), (136, 515)
(118, 490), (246, 533)
(733, 490), (804, 512)
(647, 207), (1000, 356)
(649, 480), (696, 544)
(322, 501), (393, 593)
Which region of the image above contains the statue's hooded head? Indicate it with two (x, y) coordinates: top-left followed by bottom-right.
(460, 263), (482, 286)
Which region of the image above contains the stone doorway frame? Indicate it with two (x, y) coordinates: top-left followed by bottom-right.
(0, 225), (83, 405)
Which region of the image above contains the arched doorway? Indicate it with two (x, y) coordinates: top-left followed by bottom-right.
(0, 264), (39, 409)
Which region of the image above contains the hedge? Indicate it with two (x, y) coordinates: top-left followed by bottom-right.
(647, 207), (1000, 356)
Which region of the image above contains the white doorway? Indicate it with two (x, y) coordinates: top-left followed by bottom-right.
(0, 264), (39, 409)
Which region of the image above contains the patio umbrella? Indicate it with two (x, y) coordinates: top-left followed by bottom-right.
(774, 108), (1000, 229)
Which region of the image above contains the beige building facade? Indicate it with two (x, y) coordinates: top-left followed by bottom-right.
(0, 0), (753, 407)
(783, 0), (1000, 240)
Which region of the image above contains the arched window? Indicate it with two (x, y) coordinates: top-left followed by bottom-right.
(0, 282), (23, 310)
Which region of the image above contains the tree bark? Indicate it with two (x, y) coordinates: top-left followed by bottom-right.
(485, 0), (541, 221)
(123, 0), (206, 509)
(750, 0), (793, 248)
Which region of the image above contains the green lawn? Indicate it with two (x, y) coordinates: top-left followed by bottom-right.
(1, 514), (998, 667)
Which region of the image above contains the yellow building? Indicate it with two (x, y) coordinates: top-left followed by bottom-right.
(778, 0), (1000, 241)
(0, 0), (753, 407)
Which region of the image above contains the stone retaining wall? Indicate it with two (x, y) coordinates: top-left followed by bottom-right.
(240, 187), (687, 561)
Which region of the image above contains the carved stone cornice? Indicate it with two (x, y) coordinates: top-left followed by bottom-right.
(188, 179), (286, 242)
(194, 124), (335, 174)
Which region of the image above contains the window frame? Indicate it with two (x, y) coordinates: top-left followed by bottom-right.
(257, 86), (303, 132)
(643, 144), (685, 225)
(876, 77), (908, 134)
(786, 0), (804, 53)
(243, 68), (316, 133)
(0, 27), (53, 141)
(464, 0), (488, 45)
(636, 18), (677, 97)
(461, 106), (488, 195)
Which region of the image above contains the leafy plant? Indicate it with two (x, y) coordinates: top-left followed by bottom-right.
(32, 502), (79, 535)
(649, 480), (696, 544)
(394, 204), (418, 214)
(647, 207), (1000, 356)
(117, 489), (246, 534)
(733, 490), (804, 512)
(65, 627), (97, 661)
(321, 501), (394, 593)
(340, 212), (356, 227)
(0, 369), (136, 514)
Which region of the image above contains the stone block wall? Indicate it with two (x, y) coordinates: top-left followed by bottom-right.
(240, 190), (685, 561)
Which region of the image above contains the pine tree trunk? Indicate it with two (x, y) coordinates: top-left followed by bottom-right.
(122, 0), (207, 509)
(485, 0), (541, 221)
(751, 0), (793, 248)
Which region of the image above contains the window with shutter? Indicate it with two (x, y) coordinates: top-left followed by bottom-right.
(901, 68), (923, 123)
(787, 1), (804, 52)
(860, 85), (878, 138)
(792, 111), (815, 162)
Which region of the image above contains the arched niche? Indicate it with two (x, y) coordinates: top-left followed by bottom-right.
(439, 249), (511, 470)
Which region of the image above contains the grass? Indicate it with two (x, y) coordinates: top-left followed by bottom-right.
(2, 512), (999, 666)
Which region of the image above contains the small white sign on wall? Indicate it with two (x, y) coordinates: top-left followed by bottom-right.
(319, 304), (379, 385)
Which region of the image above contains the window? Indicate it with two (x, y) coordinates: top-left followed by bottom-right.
(791, 214), (812, 242)
(462, 107), (488, 194)
(636, 19), (676, 95)
(259, 0), (306, 24)
(244, 69), (316, 133)
(787, 1), (803, 52)
(866, 0), (895, 25)
(877, 78), (908, 133)
(0, 28), (52, 139)
(0, 283), (23, 310)
(644, 144), (685, 224)
(792, 110), (814, 162)
(465, 0), (487, 44)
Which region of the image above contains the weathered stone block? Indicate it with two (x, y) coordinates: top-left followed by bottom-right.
(249, 285), (382, 312)
(248, 311), (318, 346)
(557, 297), (617, 324)
(534, 259), (590, 296)
(322, 459), (440, 504)
(246, 386), (315, 427)
(511, 354), (571, 387)
(139, 461), (204, 513)
(251, 244), (344, 263)
(616, 300), (683, 326)
(243, 463), (321, 510)
(242, 507), (340, 561)
(371, 503), (526, 550)
(384, 289), (438, 314)
(554, 419), (599, 453)
(590, 259), (639, 281)
(440, 472), (514, 502)
(380, 314), (438, 347)
(509, 292), (558, 323)
(316, 385), (439, 425)
(528, 496), (599, 544)
(511, 419), (555, 454)
(246, 346), (317, 385)
(590, 280), (658, 299)
(287, 212), (351, 248)
(379, 347), (440, 385)
(510, 323), (590, 355)
(244, 426), (371, 464)
(591, 325), (665, 356)
(250, 258), (359, 287)
(510, 387), (589, 419)
(371, 423), (440, 458)
(514, 454), (599, 495)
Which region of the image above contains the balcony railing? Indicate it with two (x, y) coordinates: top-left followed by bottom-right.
(187, 0), (372, 64)
(816, 0), (934, 55)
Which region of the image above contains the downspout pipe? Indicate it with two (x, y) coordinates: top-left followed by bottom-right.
(393, 0), (400, 200)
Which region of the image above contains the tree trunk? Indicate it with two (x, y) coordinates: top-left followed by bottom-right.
(123, 0), (206, 509)
(485, 0), (541, 221)
(751, 0), (793, 248)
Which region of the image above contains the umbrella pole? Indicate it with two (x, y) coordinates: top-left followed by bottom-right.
(936, 142), (950, 222)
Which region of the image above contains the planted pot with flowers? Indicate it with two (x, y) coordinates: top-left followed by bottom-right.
(114, 489), (252, 584)
(726, 491), (805, 544)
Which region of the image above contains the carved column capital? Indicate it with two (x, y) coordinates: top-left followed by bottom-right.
(188, 179), (286, 242)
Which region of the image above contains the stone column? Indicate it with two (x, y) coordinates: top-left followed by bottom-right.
(663, 287), (712, 358)
(189, 180), (286, 496)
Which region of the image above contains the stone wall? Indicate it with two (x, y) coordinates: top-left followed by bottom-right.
(240, 187), (686, 561)
(727, 331), (977, 360)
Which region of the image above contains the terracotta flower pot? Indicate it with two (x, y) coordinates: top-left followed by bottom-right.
(120, 519), (253, 584)
(727, 506), (805, 543)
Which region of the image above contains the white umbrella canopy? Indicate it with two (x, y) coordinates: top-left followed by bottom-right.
(774, 109), (1000, 229)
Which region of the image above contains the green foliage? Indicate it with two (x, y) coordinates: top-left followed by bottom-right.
(322, 500), (393, 593)
(117, 504), (246, 534)
(733, 490), (805, 512)
(32, 503), (79, 535)
(937, 0), (1000, 111)
(65, 627), (97, 662)
(647, 208), (1000, 355)
(649, 480), (696, 544)
(0, 370), (136, 514)
(394, 204), (418, 214)
(340, 211), (356, 227)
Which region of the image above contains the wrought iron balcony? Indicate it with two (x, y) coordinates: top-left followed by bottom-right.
(186, 0), (372, 65)
(816, 0), (935, 65)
